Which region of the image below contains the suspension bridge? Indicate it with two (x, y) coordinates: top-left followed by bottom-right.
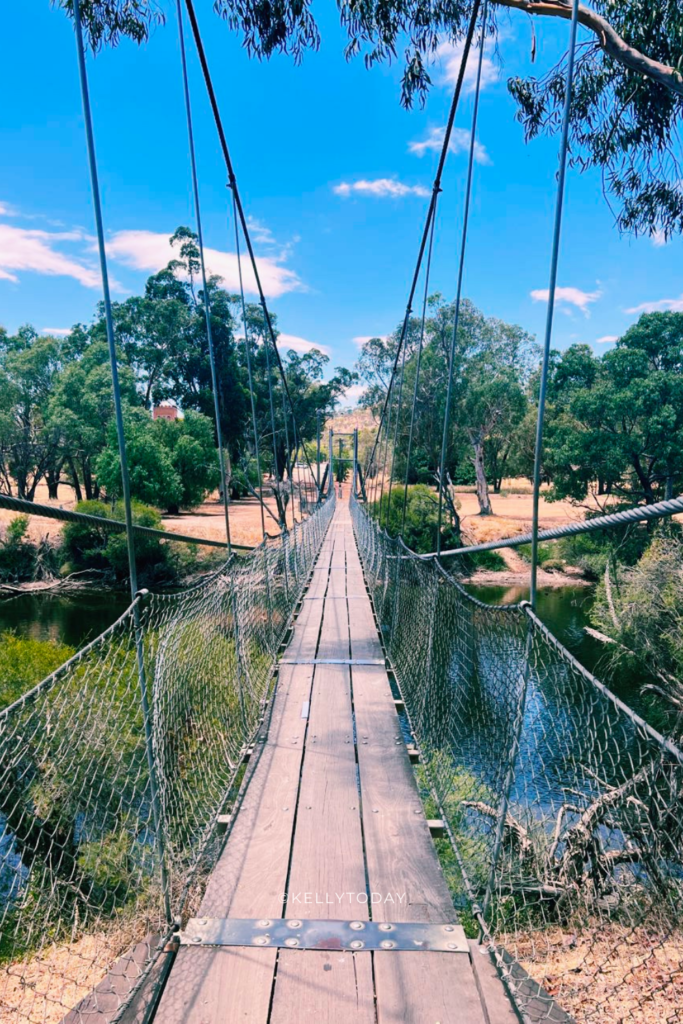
(1, 0), (683, 1022)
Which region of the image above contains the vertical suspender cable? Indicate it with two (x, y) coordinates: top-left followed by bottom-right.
(176, 0), (232, 552)
(436, 0), (489, 556)
(232, 192), (268, 541)
(71, 0), (171, 925)
(402, 206), (437, 535)
(183, 0), (319, 497)
(530, 0), (580, 608)
(363, 0), (482, 489)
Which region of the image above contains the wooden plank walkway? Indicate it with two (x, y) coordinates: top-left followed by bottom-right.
(154, 500), (518, 1023)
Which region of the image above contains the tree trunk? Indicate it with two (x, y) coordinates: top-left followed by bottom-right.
(83, 462), (95, 502)
(472, 438), (493, 516)
(68, 458), (83, 503)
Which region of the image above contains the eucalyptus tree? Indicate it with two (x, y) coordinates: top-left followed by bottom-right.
(59, 0), (683, 239)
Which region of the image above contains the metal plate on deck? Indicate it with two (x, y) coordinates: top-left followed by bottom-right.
(280, 658), (385, 666)
(179, 918), (469, 952)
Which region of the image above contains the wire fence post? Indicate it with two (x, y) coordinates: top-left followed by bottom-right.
(353, 428), (359, 499)
(328, 428), (334, 495)
(316, 410), (322, 502)
(72, 0), (171, 927)
(530, 0), (580, 608)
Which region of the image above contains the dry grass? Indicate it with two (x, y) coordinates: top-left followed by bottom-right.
(0, 925), (139, 1024)
(509, 924), (683, 1023)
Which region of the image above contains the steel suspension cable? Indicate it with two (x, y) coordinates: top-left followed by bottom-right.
(529, 0), (580, 608)
(232, 190), (268, 541)
(436, 0), (489, 557)
(402, 204), (437, 535)
(176, 0), (232, 552)
(71, 0), (171, 926)
(384, 314), (411, 528)
(183, 0), (319, 496)
(363, 0), (482, 487)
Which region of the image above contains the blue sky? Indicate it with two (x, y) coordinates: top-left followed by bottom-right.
(2, 1), (682, 405)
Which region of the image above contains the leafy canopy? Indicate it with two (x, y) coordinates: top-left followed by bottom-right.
(57, 0), (683, 237)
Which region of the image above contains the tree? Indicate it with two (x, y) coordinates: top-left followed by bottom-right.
(62, 1), (683, 239)
(154, 411), (222, 512)
(0, 327), (64, 500)
(48, 340), (138, 501)
(97, 408), (183, 510)
(544, 312), (683, 508)
(96, 407), (223, 513)
(356, 297), (534, 515)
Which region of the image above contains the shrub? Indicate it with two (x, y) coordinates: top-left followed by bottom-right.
(61, 499), (169, 580)
(0, 631), (75, 709)
(370, 485), (461, 554)
(0, 516), (36, 582)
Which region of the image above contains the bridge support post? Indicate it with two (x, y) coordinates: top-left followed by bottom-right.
(328, 429), (334, 496)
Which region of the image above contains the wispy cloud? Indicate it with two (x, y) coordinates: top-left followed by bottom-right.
(0, 223), (101, 288)
(434, 39), (499, 93)
(340, 383), (367, 407)
(105, 229), (302, 299)
(530, 286), (602, 316)
(277, 333), (331, 357)
(0, 201), (18, 217)
(651, 229), (668, 248)
(409, 126), (490, 165)
(41, 327), (72, 337)
(333, 179), (429, 199)
(596, 335), (619, 345)
(626, 294), (683, 314)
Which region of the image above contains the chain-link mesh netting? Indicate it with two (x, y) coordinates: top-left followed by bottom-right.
(0, 491), (334, 1024)
(351, 492), (683, 1024)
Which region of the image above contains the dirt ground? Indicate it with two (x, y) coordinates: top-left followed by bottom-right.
(1, 476), (592, 569)
(510, 924), (683, 1023)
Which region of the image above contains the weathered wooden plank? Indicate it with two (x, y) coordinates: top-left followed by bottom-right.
(352, 663), (488, 1024)
(270, 664), (374, 1024)
(468, 942), (518, 1023)
(155, 662), (315, 1023)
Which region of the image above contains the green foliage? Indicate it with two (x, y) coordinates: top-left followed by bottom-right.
(465, 548), (506, 573)
(544, 314), (683, 507)
(370, 484), (461, 554)
(0, 516), (36, 582)
(0, 631), (75, 709)
(97, 408), (183, 510)
(590, 533), (683, 734)
(61, 499), (168, 579)
(154, 410), (221, 511)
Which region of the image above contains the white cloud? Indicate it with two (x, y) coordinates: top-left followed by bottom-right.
(333, 179), (429, 199)
(277, 333), (331, 357)
(339, 383), (367, 407)
(0, 223), (101, 288)
(434, 39), (499, 94)
(596, 335), (619, 345)
(0, 201), (18, 217)
(409, 126), (490, 165)
(651, 229), (668, 248)
(41, 327), (72, 337)
(626, 294), (683, 314)
(530, 286), (602, 316)
(105, 229), (301, 299)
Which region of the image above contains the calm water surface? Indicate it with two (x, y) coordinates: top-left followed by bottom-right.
(0, 591), (131, 648)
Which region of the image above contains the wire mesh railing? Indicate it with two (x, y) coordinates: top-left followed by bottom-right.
(0, 490), (335, 1024)
(351, 491), (683, 1024)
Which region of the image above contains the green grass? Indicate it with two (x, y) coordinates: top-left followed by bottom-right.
(0, 632), (75, 709)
